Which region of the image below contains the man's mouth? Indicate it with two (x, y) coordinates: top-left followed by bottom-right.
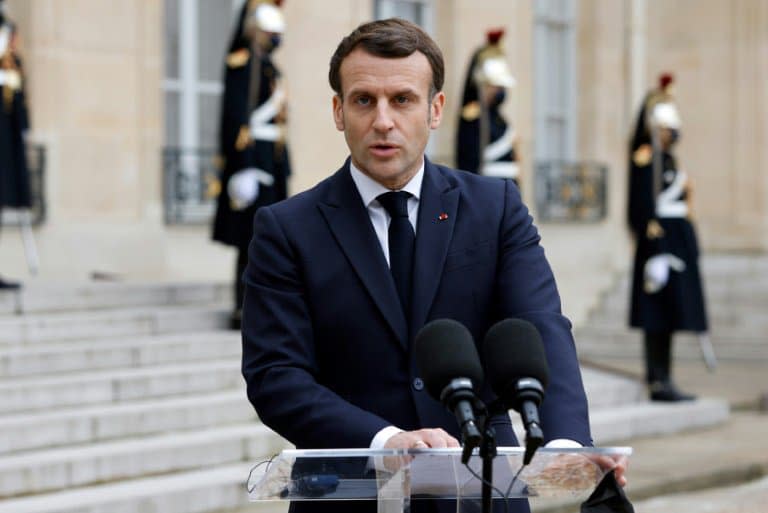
(370, 143), (399, 157)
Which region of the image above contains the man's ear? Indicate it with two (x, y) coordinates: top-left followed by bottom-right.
(332, 95), (345, 131)
(430, 91), (446, 129)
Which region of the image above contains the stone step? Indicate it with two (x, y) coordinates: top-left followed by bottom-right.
(0, 305), (231, 346)
(0, 282), (231, 315)
(633, 474), (768, 513)
(598, 286), (768, 313)
(0, 462), (283, 513)
(510, 396), (728, 453)
(587, 303), (768, 330)
(0, 331), (240, 378)
(0, 423), (287, 499)
(574, 329), (768, 360)
(581, 367), (644, 409)
(589, 398), (730, 444)
(0, 360), (241, 414)
(511, 367), (728, 444)
(0, 390), (254, 455)
(699, 254), (768, 275)
(580, 314), (768, 340)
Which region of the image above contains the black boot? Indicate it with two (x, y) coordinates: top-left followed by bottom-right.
(649, 380), (696, 401)
(0, 277), (21, 290)
(644, 331), (696, 402)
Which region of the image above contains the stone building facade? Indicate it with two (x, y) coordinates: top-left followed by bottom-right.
(2, 0), (766, 324)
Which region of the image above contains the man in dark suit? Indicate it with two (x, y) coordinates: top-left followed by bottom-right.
(242, 18), (624, 512)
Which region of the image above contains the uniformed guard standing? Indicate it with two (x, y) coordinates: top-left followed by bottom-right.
(212, 0), (290, 329)
(456, 28), (520, 185)
(628, 73), (709, 401)
(0, 2), (31, 289)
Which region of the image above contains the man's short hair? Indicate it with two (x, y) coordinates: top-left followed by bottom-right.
(328, 18), (445, 98)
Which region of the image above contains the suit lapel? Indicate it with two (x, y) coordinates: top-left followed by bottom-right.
(411, 161), (460, 336)
(318, 164), (409, 349)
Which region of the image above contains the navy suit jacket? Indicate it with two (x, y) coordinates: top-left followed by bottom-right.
(241, 158), (591, 453)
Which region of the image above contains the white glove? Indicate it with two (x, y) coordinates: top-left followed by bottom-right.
(644, 254), (686, 294)
(227, 167), (275, 211)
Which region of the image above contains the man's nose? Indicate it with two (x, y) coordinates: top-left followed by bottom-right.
(372, 104), (394, 132)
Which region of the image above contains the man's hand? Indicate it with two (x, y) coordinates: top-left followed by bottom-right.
(377, 429), (460, 473)
(383, 428), (460, 450)
(592, 454), (629, 487)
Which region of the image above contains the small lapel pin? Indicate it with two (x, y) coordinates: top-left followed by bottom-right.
(438, 213), (449, 221)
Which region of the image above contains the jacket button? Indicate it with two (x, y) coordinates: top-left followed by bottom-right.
(413, 378), (424, 391)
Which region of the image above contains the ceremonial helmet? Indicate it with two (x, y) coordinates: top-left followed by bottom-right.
(245, 0), (285, 34)
(649, 101), (681, 130)
(647, 73), (681, 130)
(473, 28), (516, 88)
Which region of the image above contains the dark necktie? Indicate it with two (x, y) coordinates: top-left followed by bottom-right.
(377, 191), (415, 318)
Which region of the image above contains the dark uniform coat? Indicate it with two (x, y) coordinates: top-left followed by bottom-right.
(212, 11), (290, 251)
(0, 24), (31, 209)
(628, 146), (708, 333)
(456, 48), (518, 183)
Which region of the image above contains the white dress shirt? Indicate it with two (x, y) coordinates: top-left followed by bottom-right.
(349, 160), (422, 267)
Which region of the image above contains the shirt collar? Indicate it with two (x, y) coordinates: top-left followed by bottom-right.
(349, 159), (424, 208)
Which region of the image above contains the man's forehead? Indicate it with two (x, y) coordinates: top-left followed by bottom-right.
(339, 48), (432, 95)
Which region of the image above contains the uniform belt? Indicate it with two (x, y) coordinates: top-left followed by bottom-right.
(482, 161), (519, 179)
(0, 69), (21, 89)
(250, 123), (281, 142)
(656, 202), (688, 218)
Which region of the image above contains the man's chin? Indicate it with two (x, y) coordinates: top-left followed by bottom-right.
(365, 167), (408, 188)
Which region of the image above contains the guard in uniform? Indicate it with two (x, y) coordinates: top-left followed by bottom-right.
(0, 4), (30, 289)
(628, 74), (708, 401)
(456, 29), (519, 185)
(212, 0), (290, 328)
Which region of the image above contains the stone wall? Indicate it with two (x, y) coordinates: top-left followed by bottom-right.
(1, 0), (765, 324)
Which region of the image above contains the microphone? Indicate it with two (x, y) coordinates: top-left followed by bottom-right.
(482, 318), (549, 465)
(414, 319), (484, 463)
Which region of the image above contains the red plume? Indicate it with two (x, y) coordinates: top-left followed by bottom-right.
(486, 28), (505, 45)
(659, 72), (674, 90)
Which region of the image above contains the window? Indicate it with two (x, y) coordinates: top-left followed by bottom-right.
(163, 0), (241, 150)
(374, 0), (434, 33)
(533, 0), (577, 163)
(162, 0), (242, 223)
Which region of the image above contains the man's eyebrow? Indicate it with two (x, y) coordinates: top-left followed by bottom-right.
(392, 88), (420, 98)
(345, 87), (421, 98)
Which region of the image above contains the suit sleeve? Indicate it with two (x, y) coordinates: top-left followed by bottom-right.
(495, 180), (592, 446)
(241, 206), (391, 448)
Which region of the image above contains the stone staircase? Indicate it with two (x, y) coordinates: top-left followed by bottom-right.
(0, 283), (290, 513)
(0, 279), (732, 512)
(575, 253), (768, 361)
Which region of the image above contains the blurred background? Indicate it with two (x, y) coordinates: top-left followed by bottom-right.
(0, 1), (766, 512)
(1, 0), (764, 323)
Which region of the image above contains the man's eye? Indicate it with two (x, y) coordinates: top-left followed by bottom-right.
(355, 96), (371, 106)
(395, 96), (409, 104)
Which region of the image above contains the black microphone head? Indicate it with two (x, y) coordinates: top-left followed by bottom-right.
(482, 318), (550, 400)
(414, 319), (484, 400)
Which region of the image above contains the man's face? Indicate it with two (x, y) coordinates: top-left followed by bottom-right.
(658, 127), (679, 150)
(333, 48), (445, 190)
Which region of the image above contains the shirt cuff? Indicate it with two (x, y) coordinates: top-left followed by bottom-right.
(544, 438), (583, 449)
(370, 425), (404, 450)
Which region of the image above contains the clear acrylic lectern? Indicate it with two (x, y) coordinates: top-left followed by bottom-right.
(247, 446), (632, 512)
